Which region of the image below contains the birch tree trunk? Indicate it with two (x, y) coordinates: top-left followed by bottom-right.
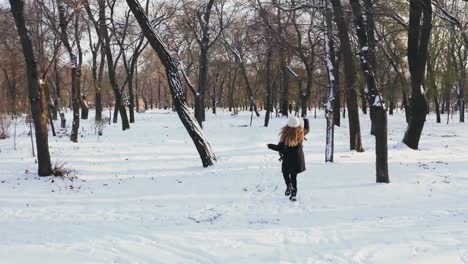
(324, 1), (335, 163)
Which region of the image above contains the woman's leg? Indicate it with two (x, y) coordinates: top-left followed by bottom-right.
(290, 173), (298, 190)
(283, 172), (291, 186)
(283, 172), (291, 196)
(290, 173), (298, 201)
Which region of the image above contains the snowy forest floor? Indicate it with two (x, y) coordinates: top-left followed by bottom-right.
(1, 109), (468, 263)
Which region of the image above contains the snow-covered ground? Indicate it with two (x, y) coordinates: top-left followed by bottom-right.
(1, 109), (468, 264)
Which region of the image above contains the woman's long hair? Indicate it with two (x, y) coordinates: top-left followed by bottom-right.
(279, 126), (304, 147)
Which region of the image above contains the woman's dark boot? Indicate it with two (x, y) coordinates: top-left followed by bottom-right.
(285, 184), (291, 196)
(290, 188), (297, 202)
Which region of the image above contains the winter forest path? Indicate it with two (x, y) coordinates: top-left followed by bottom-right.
(1, 110), (468, 263)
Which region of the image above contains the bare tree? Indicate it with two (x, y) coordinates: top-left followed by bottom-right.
(330, 0), (364, 152)
(403, 0), (432, 149)
(349, 0), (389, 183)
(97, 0), (130, 130)
(9, 0), (53, 176)
(126, 0), (216, 167)
(182, 0), (227, 127)
(57, 0), (81, 142)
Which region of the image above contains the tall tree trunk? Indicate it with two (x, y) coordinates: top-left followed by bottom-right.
(113, 102), (119, 123)
(98, 0), (130, 130)
(135, 66), (140, 113)
(402, 84), (410, 122)
(45, 81), (56, 137)
(96, 48), (105, 121)
(330, 0), (364, 152)
(210, 82), (216, 114)
(458, 82), (465, 123)
(57, 0), (80, 142)
(301, 78), (311, 117)
(84, 1), (103, 121)
(75, 14), (88, 121)
(324, 2), (335, 162)
(403, 0), (432, 149)
(157, 77), (161, 108)
(361, 94), (367, 114)
(228, 68), (237, 112)
(333, 51), (341, 126)
(350, 0), (389, 183)
(195, 48), (208, 126)
(434, 95), (441, 123)
(53, 58), (61, 121)
(427, 55), (440, 123)
(10, 0), (53, 176)
(128, 70), (136, 123)
(264, 43), (273, 127)
(280, 59), (290, 117)
(389, 99), (394, 115)
(135, 90), (140, 112)
(126, 0), (216, 167)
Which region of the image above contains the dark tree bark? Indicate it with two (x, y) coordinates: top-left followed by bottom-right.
(432, 0), (466, 123)
(458, 83), (464, 123)
(83, 0), (130, 130)
(389, 99), (394, 115)
(183, 0), (219, 127)
(196, 46), (208, 125)
(89, 43), (101, 120)
(93, 0), (130, 130)
(83, 2), (104, 121)
(330, 0), (364, 152)
(361, 94), (367, 114)
(57, 0), (80, 142)
(52, 59), (60, 120)
(126, 0), (216, 167)
(403, 0), (432, 149)
(276, 5), (290, 117)
(434, 96), (441, 123)
(350, 0), (389, 183)
(114, 0), (149, 123)
(280, 54), (290, 116)
(402, 83), (410, 122)
(10, 0), (53, 176)
(333, 50), (341, 126)
(362, 0), (375, 134)
(264, 40), (273, 127)
(45, 80), (56, 137)
(74, 13), (88, 121)
(208, 72), (225, 115)
(228, 67), (237, 113)
(427, 54), (441, 123)
(0, 60), (19, 115)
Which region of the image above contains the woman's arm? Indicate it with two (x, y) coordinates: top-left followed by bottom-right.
(303, 118), (310, 136)
(268, 143), (286, 153)
(267, 144), (279, 151)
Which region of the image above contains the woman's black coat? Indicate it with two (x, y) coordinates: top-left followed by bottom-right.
(268, 119), (309, 175)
